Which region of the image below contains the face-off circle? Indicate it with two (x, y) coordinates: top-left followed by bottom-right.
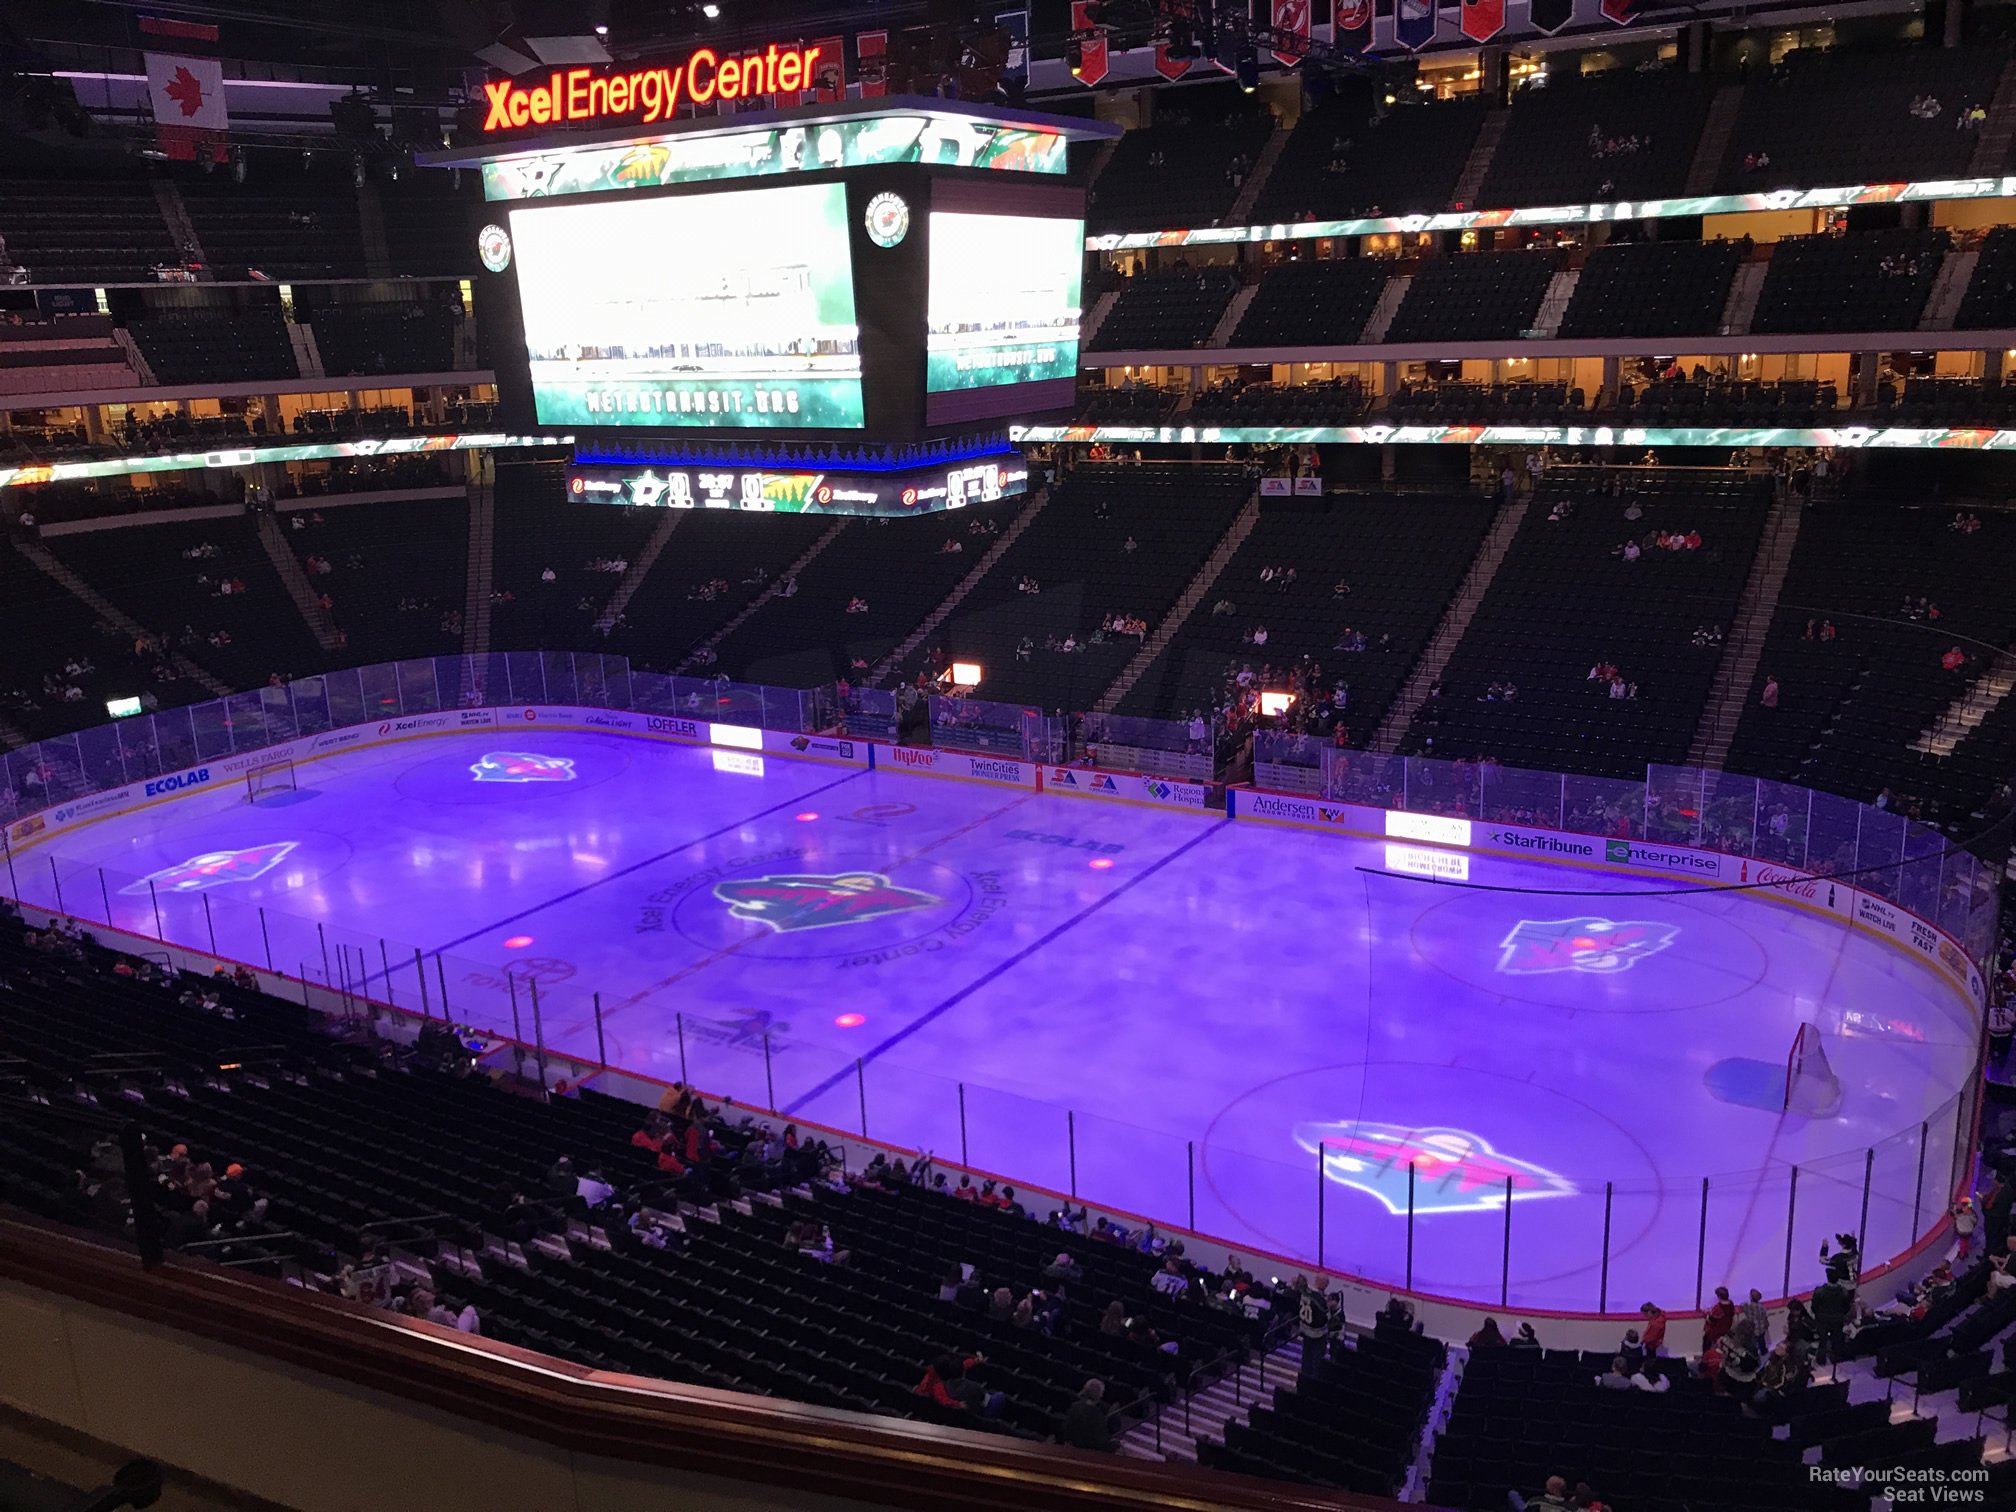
(1201, 1061), (1664, 1301)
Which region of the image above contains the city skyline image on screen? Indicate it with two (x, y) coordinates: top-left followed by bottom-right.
(925, 210), (1083, 399)
(509, 181), (865, 429)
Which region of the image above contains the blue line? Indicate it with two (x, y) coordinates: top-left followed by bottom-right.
(353, 766), (871, 990)
(783, 816), (1234, 1115)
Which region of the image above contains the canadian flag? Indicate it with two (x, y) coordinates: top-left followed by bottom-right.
(145, 53), (227, 160)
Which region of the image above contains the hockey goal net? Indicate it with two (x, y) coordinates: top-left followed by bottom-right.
(246, 758), (297, 804)
(1784, 1023), (1843, 1117)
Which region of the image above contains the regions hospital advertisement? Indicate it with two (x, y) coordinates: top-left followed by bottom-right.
(509, 181), (865, 430)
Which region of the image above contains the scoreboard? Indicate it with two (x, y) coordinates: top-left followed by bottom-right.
(426, 95), (1113, 472)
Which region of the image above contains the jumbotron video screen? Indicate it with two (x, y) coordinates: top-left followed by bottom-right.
(486, 165), (1083, 438)
(508, 180), (866, 430)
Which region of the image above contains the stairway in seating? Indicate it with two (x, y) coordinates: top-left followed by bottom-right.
(355, 180), (393, 279)
(1450, 108), (1507, 207)
(1095, 490), (1261, 713)
(1684, 84), (1746, 196)
(460, 482), (495, 660)
(1081, 288), (1121, 349)
(594, 511), (684, 632)
(13, 540), (230, 697)
(1686, 491), (1802, 769)
(254, 511), (344, 654)
(1118, 1336), (1303, 1463)
(1209, 283), (1260, 347)
(150, 181), (203, 268)
(1911, 650), (2016, 757)
(286, 319), (324, 381)
(1970, 55), (2016, 175)
(1361, 274), (1411, 345)
(675, 521), (846, 673)
(1717, 259), (1767, 337)
(1921, 248), (1978, 332)
(1532, 269), (1580, 338)
(1225, 124), (1290, 224)
(867, 485), (1051, 684)
(1370, 494), (1529, 753)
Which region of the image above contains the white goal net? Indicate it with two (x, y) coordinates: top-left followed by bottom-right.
(1784, 1022), (1843, 1118)
(246, 758), (297, 804)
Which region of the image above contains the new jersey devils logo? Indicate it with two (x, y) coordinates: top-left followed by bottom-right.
(1294, 1121), (1577, 1215)
(1496, 915), (1678, 975)
(123, 841), (299, 895)
(470, 751), (577, 783)
(713, 871), (939, 933)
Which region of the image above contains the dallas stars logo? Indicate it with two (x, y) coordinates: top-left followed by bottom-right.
(1496, 915), (1678, 975)
(713, 871), (939, 933)
(1293, 1121), (1577, 1215)
(469, 751), (577, 783)
(123, 841), (298, 895)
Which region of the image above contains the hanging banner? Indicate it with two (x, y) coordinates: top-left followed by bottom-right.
(1271, 0), (1313, 66)
(804, 35), (846, 102)
(1071, 0), (1110, 87)
(1154, 40), (1194, 80)
(1601, 0), (1637, 22)
(998, 8), (1030, 92)
(145, 52), (228, 163)
(1460, 0), (1505, 42)
(1394, 0), (1439, 51)
(1528, 0), (1574, 33)
(857, 31), (888, 98)
(1335, 0), (1374, 53)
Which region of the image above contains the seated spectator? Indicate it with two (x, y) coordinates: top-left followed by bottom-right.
(1595, 1354), (1670, 1392)
(915, 1351), (984, 1410)
(1511, 1474), (1574, 1511)
(1058, 1378), (1112, 1452)
(1511, 1321), (1540, 1349)
(1468, 1317), (1508, 1348)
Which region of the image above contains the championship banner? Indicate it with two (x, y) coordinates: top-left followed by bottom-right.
(1335, 0), (1373, 54)
(1601, 0), (1638, 22)
(1460, 0), (1505, 42)
(997, 8), (1030, 92)
(1271, 0), (1313, 66)
(1071, 1), (1110, 86)
(807, 38), (846, 102)
(1528, 0), (1574, 33)
(1154, 34), (1194, 79)
(1394, 0), (1439, 51)
(857, 31), (888, 98)
(144, 52), (228, 163)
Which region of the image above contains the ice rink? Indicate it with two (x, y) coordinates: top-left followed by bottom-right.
(12, 729), (1980, 1312)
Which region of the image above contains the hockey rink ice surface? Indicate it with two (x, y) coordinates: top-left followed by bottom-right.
(17, 730), (1981, 1313)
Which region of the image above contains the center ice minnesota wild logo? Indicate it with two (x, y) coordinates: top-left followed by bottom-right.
(713, 871), (939, 933)
(1294, 1121), (1576, 1214)
(1496, 915), (1678, 975)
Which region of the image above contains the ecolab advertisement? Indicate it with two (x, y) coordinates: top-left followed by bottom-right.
(511, 182), (865, 431)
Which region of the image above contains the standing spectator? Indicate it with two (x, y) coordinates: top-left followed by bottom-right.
(1701, 1290), (1733, 1346)
(1639, 1302), (1668, 1356)
(1059, 1378), (1113, 1452)
(1760, 675), (1780, 709)
(1740, 1288), (1770, 1350)
(1953, 1196), (1978, 1259)
(1810, 1277), (1852, 1364)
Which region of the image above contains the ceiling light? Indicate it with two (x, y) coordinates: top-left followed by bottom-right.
(702, 2), (720, 16)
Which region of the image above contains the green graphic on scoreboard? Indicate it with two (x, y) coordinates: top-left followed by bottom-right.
(511, 181), (865, 431)
(483, 115), (1068, 202)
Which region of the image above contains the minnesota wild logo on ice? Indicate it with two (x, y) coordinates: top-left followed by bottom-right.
(713, 871), (939, 933)
(1496, 915), (1678, 975)
(470, 751), (577, 783)
(1293, 1121), (1576, 1214)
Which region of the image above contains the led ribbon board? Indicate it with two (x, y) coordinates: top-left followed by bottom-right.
(481, 115), (1068, 201)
